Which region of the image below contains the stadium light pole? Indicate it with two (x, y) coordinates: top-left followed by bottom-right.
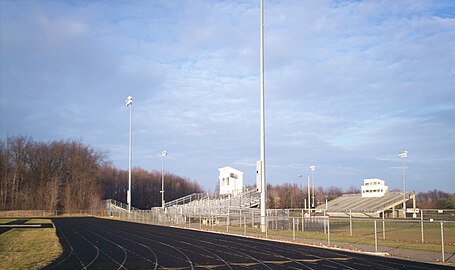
(161, 150), (167, 209)
(259, 0), (266, 233)
(126, 96), (133, 212)
(310, 165), (315, 208)
(298, 174), (310, 212)
(399, 150), (407, 211)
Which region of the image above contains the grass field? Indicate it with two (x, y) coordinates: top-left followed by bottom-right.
(0, 219), (17, 224)
(0, 219), (62, 270)
(206, 218), (454, 254)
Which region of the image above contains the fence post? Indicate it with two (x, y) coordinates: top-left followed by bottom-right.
(374, 220), (378, 252)
(252, 211), (254, 228)
(275, 209), (278, 230)
(226, 214), (229, 233)
(301, 209), (304, 231)
(382, 212), (385, 240)
(288, 210), (291, 231)
(421, 210), (424, 243)
(441, 221), (445, 263)
(244, 215), (246, 235)
(327, 216), (330, 245)
(324, 216), (327, 234)
(349, 210), (353, 236)
(292, 218), (296, 241)
(265, 214), (268, 239)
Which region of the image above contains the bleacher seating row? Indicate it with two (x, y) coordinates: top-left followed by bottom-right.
(316, 192), (409, 216)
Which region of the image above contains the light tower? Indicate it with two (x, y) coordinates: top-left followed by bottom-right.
(161, 150), (167, 208)
(126, 96), (133, 212)
(309, 165), (316, 208)
(398, 150), (408, 211)
(259, 0), (266, 233)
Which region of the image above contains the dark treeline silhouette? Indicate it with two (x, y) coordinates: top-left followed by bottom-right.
(97, 165), (202, 209)
(416, 189), (455, 209)
(265, 183), (344, 209)
(0, 136), (202, 210)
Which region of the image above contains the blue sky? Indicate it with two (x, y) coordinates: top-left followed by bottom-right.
(1, 0), (454, 193)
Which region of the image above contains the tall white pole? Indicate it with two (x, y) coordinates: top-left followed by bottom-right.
(126, 96), (133, 212)
(307, 176), (311, 213)
(310, 165), (315, 208)
(161, 150), (167, 208)
(259, 0), (266, 233)
(399, 151), (407, 211)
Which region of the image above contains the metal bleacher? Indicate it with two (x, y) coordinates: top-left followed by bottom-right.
(317, 192), (410, 217)
(164, 189), (261, 216)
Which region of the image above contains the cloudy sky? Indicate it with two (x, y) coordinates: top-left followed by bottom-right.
(1, 0), (454, 193)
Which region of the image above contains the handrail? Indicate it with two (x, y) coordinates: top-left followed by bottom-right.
(164, 193), (208, 208)
(105, 199), (140, 211)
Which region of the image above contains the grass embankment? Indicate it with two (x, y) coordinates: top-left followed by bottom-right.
(0, 219), (62, 270)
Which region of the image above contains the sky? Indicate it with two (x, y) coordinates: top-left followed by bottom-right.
(1, 0), (454, 193)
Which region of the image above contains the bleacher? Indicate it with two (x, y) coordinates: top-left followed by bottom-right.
(164, 189), (260, 216)
(316, 192), (412, 217)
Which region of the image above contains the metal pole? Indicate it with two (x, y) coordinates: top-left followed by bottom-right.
(421, 210), (424, 243)
(324, 210), (326, 234)
(349, 210), (352, 236)
(292, 218), (295, 241)
(161, 150), (167, 208)
(127, 96), (132, 212)
(382, 212), (385, 240)
(244, 215), (246, 235)
(310, 167), (315, 208)
(441, 221), (445, 263)
(259, 0), (267, 233)
(374, 220), (378, 252)
(327, 217), (330, 245)
(399, 151), (407, 211)
(403, 156), (406, 211)
(307, 176), (311, 212)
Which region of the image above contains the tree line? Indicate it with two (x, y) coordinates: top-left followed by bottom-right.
(0, 136), (202, 210)
(1, 136), (452, 211)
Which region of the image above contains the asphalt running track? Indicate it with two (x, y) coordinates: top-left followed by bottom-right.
(43, 217), (451, 270)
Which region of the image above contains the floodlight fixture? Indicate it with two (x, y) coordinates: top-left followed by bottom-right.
(126, 96), (133, 107)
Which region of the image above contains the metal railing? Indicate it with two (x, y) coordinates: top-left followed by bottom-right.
(164, 193), (208, 208)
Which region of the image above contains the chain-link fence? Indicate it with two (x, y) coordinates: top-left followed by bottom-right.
(1, 205), (453, 264)
(107, 206), (453, 264)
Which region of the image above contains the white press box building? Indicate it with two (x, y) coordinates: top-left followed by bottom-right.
(218, 166), (244, 196)
(361, 178), (389, 197)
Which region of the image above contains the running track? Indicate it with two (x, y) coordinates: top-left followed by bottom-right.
(43, 217), (451, 269)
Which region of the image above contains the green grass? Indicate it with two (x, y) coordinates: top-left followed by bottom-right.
(0, 219), (62, 270)
(205, 221), (454, 254)
(25, 219), (53, 224)
(0, 219), (17, 224)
